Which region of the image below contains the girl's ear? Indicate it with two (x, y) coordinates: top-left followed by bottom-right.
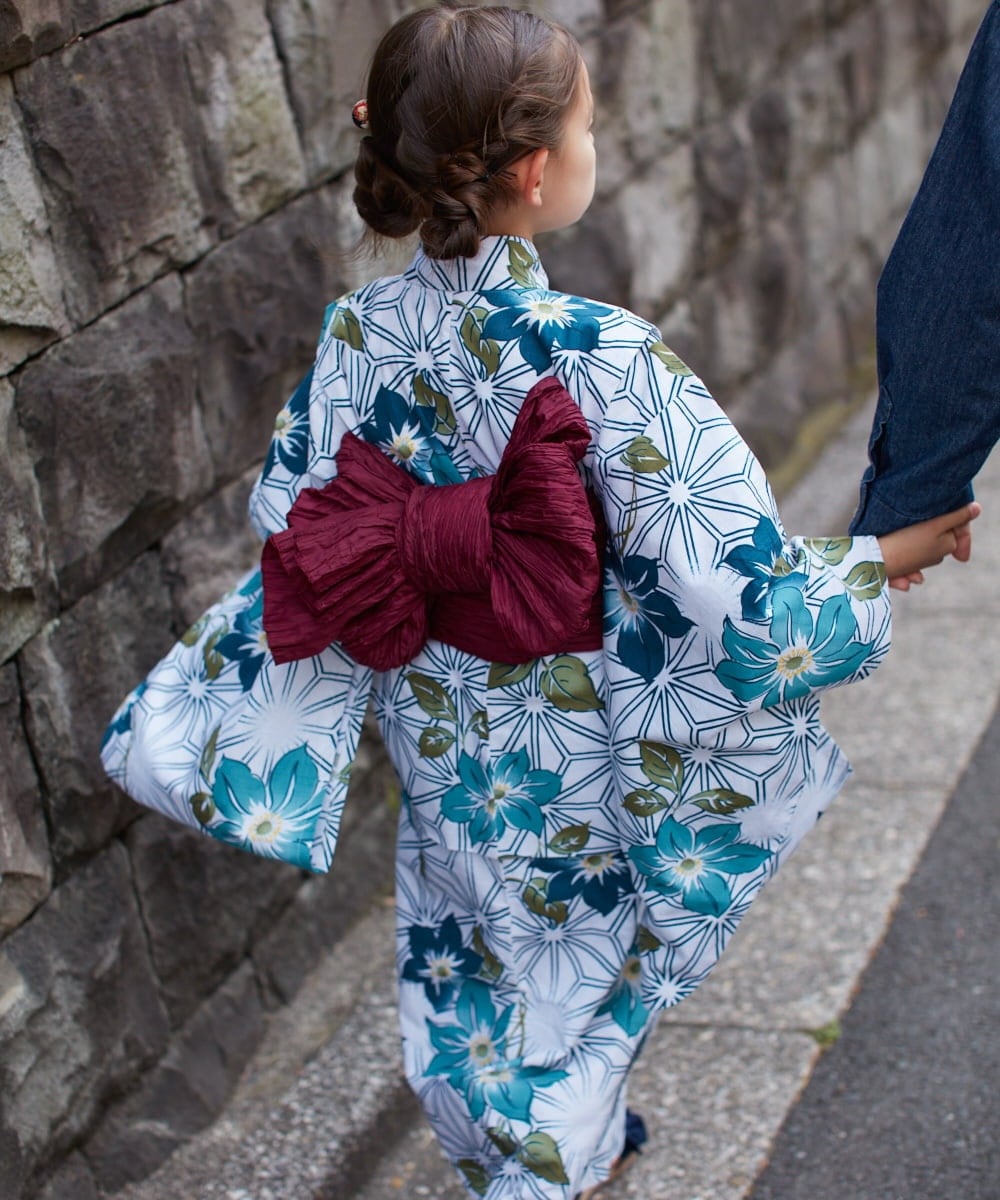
(511, 147), (549, 208)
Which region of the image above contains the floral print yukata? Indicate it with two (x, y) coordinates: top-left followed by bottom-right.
(115, 236), (893, 1199)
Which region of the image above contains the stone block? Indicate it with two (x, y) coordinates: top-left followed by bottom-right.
(618, 143), (696, 317)
(0, 77), (69, 374)
(125, 812), (301, 1028)
(18, 552), (174, 868)
(183, 186), (351, 482)
(15, 275), (213, 603)
(0, 842), (170, 1182)
(0, 663), (51, 936)
(838, 4), (887, 136)
(694, 120), (751, 235)
(85, 962), (264, 1191)
(161, 467), (263, 630)
(594, 0), (695, 176)
(265, 0), (397, 184)
(15, 0), (306, 325)
(0, 378), (56, 662)
(0, 1), (173, 73)
(749, 88), (793, 184)
(698, 0), (822, 116)
(33, 1152), (100, 1200)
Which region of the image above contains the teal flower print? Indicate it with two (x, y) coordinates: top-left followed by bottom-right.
(604, 551), (694, 683)
(425, 980), (567, 1122)
(402, 916), (484, 1012)
(721, 515), (807, 622)
(262, 368), (312, 479)
(210, 746), (323, 868)
(441, 750), (561, 846)
(628, 817), (771, 916)
(101, 680), (147, 747)
(480, 288), (613, 372)
(360, 384), (461, 484)
(715, 588), (874, 707)
(215, 589), (267, 691)
(596, 953), (649, 1036)
(529, 852), (634, 916)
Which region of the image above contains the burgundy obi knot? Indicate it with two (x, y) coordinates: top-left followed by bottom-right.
(261, 376), (606, 671)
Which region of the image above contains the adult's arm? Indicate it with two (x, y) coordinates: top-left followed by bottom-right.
(851, 1), (1000, 535)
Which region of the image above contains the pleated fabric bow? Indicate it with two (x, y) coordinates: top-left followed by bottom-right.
(261, 376), (605, 671)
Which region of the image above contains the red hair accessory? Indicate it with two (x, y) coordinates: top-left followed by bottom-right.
(351, 99), (369, 129)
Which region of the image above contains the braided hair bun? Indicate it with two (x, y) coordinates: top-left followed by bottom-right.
(353, 6), (581, 260)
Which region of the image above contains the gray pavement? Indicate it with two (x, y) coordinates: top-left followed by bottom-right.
(748, 699), (1000, 1200)
(119, 406), (1000, 1200)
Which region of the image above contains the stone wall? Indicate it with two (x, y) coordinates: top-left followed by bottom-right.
(0, 0), (984, 1195)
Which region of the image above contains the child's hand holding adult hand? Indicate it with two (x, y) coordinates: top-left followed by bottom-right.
(878, 501), (982, 590)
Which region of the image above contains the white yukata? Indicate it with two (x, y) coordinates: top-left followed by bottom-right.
(109, 235), (892, 1199)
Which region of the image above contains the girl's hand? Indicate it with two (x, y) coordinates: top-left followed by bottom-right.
(878, 502), (982, 585)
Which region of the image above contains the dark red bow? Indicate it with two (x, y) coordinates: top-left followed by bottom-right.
(261, 376), (605, 671)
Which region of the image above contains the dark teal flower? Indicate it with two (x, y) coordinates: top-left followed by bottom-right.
(480, 288), (613, 372)
(101, 681), (147, 748)
(441, 750), (561, 846)
(210, 746), (323, 868)
(402, 916), (483, 1012)
(215, 590), (267, 691)
(604, 552), (694, 682)
(629, 817), (771, 916)
(425, 981), (567, 1122)
(715, 588), (874, 707)
(596, 953), (649, 1036)
(721, 515), (807, 621)
(529, 852), (634, 916)
(360, 384), (460, 484)
(262, 368), (312, 479)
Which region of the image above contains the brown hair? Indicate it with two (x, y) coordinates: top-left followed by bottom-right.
(353, 4), (583, 260)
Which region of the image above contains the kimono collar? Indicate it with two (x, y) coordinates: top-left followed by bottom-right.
(406, 235), (549, 293)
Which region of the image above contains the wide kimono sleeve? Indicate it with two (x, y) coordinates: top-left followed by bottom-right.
(592, 338), (892, 1004)
(101, 314), (373, 874)
(595, 337), (892, 736)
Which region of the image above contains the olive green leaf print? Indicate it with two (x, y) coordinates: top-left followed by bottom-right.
(690, 788), (756, 816)
(456, 1160), (490, 1196)
(844, 560), (888, 600)
(802, 537), (851, 565)
(418, 726), (456, 758)
(549, 823), (591, 855)
(540, 655), (604, 712)
(470, 709), (489, 739)
(460, 306), (501, 376)
(202, 628), (226, 681)
(623, 788), (669, 817)
(488, 661), (535, 688)
(472, 925), (503, 982)
(517, 1131), (570, 1186)
(639, 740), (684, 793)
(523, 877), (569, 925)
(508, 239), (537, 287)
(650, 340), (693, 376)
(413, 373), (458, 436)
(329, 305), (363, 351)
(621, 435), (670, 474)
(407, 671), (458, 721)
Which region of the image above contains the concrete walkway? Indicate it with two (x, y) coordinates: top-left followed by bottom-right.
(120, 406), (1000, 1200)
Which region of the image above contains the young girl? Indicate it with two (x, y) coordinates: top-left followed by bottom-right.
(105, 5), (978, 1198)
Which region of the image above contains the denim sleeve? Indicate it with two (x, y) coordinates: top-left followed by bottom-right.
(851, 1), (1000, 535)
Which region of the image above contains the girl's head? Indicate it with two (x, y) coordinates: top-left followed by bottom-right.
(354, 5), (594, 260)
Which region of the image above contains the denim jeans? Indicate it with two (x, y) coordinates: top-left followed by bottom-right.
(851, 1), (1000, 535)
